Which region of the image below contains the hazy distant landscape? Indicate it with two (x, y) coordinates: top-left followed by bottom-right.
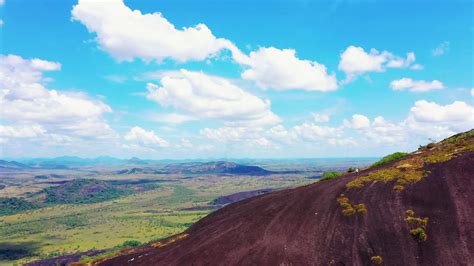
(1, 0), (472, 264)
(0, 157), (374, 264)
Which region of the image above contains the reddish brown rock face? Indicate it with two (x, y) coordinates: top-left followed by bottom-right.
(100, 135), (474, 266)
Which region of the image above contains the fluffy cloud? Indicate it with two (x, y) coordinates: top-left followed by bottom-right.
(432, 41), (450, 56)
(292, 123), (343, 142)
(390, 78), (444, 92)
(200, 99), (473, 154)
(30, 58), (61, 71)
(471, 88), (474, 97)
(152, 113), (197, 124)
(124, 126), (169, 147)
(146, 69), (280, 126)
(408, 100), (474, 127)
(338, 46), (418, 81)
(201, 127), (274, 148)
(0, 124), (46, 138)
(72, 0), (340, 92)
(349, 100), (473, 144)
(0, 54), (116, 144)
(72, 0), (243, 63)
(344, 114), (371, 129)
(240, 47), (338, 91)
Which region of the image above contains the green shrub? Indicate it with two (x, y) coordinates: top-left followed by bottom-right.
(121, 240), (141, 248)
(371, 255), (383, 264)
(354, 204), (367, 214)
(342, 207), (356, 216)
(320, 171), (341, 181)
(0, 197), (39, 216)
(410, 227), (427, 242)
(372, 152), (409, 168)
(43, 179), (132, 204)
(405, 210), (415, 217)
(405, 217), (429, 228)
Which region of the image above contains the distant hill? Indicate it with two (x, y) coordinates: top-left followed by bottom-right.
(162, 161), (273, 175)
(0, 160), (30, 169)
(100, 129), (474, 265)
(34, 174), (67, 179)
(41, 179), (132, 204)
(114, 161), (273, 176)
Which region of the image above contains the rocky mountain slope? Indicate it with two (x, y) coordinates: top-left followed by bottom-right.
(99, 130), (474, 265)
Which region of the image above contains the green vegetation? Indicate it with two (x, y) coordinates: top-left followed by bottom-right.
(405, 216), (429, 228)
(404, 210), (429, 242)
(1, 169), (315, 264)
(410, 227), (427, 242)
(354, 203), (367, 214)
(370, 255), (383, 265)
(347, 130), (474, 192)
(336, 195), (366, 216)
(372, 152), (409, 168)
(0, 197), (39, 216)
(320, 171), (341, 181)
(346, 158), (427, 190)
(119, 240), (141, 249)
(43, 179), (132, 204)
(441, 129), (474, 144)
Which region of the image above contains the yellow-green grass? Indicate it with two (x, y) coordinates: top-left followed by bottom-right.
(1, 173), (314, 265)
(1, 186), (208, 265)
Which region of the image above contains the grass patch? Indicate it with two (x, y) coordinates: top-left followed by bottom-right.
(337, 195), (366, 216)
(372, 152), (409, 168)
(320, 171), (342, 181)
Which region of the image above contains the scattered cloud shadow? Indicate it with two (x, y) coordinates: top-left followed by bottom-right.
(0, 241), (40, 260)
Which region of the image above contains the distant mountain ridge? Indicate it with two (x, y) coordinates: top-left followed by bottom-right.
(115, 161), (274, 176)
(162, 161), (273, 175)
(0, 160), (30, 169)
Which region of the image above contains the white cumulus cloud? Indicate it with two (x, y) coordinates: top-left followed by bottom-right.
(338, 45), (418, 82)
(390, 78), (444, 92)
(72, 0), (340, 92)
(0, 124), (46, 138)
(124, 126), (169, 147)
(30, 58), (61, 71)
(71, 0), (243, 63)
(344, 114), (371, 129)
(146, 69), (280, 127)
(408, 100), (474, 126)
(0, 54), (116, 143)
(240, 47), (338, 91)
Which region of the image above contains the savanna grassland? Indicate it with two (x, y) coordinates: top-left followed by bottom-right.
(0, 159), (373, 265)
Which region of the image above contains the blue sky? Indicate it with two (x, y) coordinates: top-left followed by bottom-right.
(0, 0), (473, 159)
